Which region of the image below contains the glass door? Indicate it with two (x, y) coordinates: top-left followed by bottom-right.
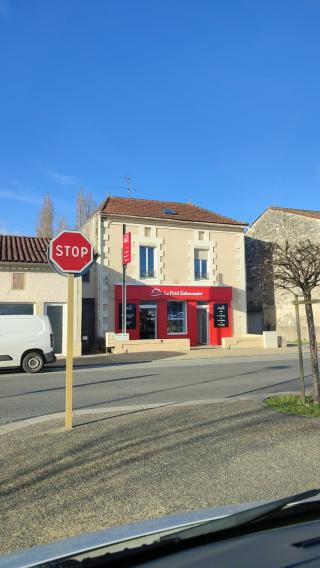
(197, 308), (208, 344)
(139, 306), (157, 339)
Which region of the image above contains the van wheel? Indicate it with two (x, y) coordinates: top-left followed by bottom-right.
(22, 352), (44, 373)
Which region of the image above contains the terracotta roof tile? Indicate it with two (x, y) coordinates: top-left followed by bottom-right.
(269, 207), (320, 220)
(99, 196), (247, 226)
(0, 236), (50, 264)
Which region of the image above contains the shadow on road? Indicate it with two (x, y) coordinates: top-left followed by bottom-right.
(74, 402), (179, 429)
(0, 373), (160, 400)
(0, 404), (286, 499)
(226, 374), (311, 398)
(0, 351), (185, 377)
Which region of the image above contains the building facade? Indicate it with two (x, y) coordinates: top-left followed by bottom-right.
(0, 235), (83, 356)
(82, 196), (248, 347)
(246, 207), (320, 340)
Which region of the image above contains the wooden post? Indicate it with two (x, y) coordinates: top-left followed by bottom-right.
(294, 294), (305, 403)
(65, 273), (74, 429)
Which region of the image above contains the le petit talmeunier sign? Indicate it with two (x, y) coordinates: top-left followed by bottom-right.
(214, 303), (229, 328)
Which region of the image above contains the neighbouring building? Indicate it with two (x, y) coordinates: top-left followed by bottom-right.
(82, 196), (248, 348)
(0, 235), (83, 356)
(246, 207), (320, 341)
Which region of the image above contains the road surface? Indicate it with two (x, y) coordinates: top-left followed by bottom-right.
(0, 352), (312, 424)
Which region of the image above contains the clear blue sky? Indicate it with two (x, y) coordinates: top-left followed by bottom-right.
(1, 0), (320, 235)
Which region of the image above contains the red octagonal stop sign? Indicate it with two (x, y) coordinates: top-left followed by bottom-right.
(48, 231), (94, 275)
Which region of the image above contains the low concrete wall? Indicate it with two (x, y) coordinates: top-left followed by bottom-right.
(222, 333), (281, 350)
(222, 334), (264, 349)
(263, 331), (278, 348)
(111, 338), (190, 354)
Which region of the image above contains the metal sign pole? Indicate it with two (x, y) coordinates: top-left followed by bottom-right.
(65, 273), (74, 429)
(124, 265), (127, 335)
(122, 224), (127, 334)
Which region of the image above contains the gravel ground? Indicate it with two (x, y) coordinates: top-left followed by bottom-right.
(1, 399), (320, 556)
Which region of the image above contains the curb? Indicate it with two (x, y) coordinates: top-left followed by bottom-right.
(0, 396), (268, 436)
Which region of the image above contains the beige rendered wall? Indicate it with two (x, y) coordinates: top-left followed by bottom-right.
(93, 215), (247, 338)
(82, 264), (97, 299)
(81, 215), (98, 298)
(0, 266), (82, 356)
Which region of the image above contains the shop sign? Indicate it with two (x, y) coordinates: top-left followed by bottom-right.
(123, 232), (131, 265)
(151, 287), (204, 298)
(214, 303), (229, 327)
(119, 303), (136, 329)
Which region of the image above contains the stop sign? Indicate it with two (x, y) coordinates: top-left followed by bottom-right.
(48, 231), (94, 275)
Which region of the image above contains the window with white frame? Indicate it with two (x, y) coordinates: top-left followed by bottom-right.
(140, 246), (156, 278)
(167, 301), (187, 334)
(194, 249), (209, 279)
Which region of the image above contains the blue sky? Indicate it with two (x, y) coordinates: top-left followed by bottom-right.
(1, 0), (320, 235)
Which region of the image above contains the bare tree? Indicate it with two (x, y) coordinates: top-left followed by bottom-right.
(259, 239), (320, 404)
(76, 189), (97, 229)
(36, 194), (54, 238)
(55, 216), (69, 235)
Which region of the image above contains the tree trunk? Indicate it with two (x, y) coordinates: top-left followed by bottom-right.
(304, 292), (320, 405)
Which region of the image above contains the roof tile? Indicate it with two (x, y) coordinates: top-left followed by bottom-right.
(0, 236), (50, 264)
(99, 196), (247, 226)
(269, 207), (320, 220)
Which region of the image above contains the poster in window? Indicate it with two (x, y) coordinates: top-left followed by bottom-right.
(119, 303), (137, 329)
(214, 303), (229, 328)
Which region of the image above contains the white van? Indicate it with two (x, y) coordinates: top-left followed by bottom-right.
(0, 315), (56, 373)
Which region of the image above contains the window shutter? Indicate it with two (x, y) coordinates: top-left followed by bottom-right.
(12, 273), (25, 290)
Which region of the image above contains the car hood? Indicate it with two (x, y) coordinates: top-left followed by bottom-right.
(2, 495), (320, 568)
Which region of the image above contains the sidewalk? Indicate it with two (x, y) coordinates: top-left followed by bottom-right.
(52, 345), (302, 369)
(1, 398), (319, 555)
(172, 345), (302, 360)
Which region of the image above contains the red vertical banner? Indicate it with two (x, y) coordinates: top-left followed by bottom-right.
(123, 232), (131, 265)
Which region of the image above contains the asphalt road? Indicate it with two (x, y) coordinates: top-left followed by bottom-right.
(0, 352), (312, 424)
(1, 399), (320, 555)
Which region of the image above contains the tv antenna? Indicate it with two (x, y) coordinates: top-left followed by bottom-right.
(124, 176), (137, 198)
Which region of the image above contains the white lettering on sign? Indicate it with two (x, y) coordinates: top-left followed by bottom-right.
(150, 288), (204, 297)
(55, 245), (89, 258)
(49, 230), (93, 276)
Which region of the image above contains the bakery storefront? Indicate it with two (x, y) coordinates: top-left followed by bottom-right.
(115, 285), (232, 346)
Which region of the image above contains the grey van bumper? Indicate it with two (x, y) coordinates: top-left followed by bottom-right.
(45, 351), (56, 364)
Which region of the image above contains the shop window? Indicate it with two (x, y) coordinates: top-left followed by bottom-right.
(194, 249), (208, 279)
(0, 303), (34, 315)
(167, 301), (186, 334)
(140, 246), (155, 278)
(12, 273), (25, 290)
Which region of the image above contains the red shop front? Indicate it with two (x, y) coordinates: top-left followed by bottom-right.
(114, 285), (233, 346)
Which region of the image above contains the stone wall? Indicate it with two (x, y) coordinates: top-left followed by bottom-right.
(245, 209), (320, 341)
